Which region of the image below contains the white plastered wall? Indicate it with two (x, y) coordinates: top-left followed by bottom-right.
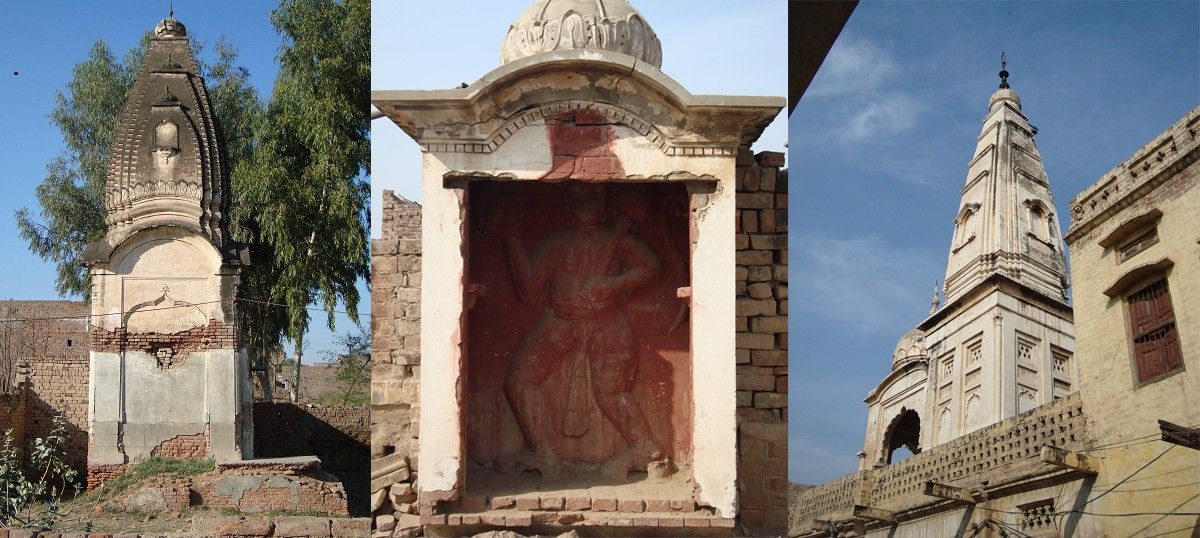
(88, 228), (249, 464)
(417, 117), (740, 516)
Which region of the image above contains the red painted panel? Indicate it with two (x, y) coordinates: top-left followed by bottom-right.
(542, 110), (627, 181)
(464, 181), (692, 471)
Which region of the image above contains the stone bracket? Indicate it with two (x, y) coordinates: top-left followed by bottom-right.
(852, 504), (897, 524)
(1040, 445), (1098, 473)
(922, 481), (979, 503)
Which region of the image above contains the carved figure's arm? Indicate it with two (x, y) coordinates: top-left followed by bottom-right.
(502, 234), (552, 303)
(593, 235), (661, 299)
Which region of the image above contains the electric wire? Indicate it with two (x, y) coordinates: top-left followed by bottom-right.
(0, 297), (368, 324)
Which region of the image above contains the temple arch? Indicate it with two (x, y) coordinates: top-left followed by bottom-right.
(882, 407), (922, 464)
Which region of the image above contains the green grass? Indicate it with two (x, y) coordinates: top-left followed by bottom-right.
(79, 457), (215, 505)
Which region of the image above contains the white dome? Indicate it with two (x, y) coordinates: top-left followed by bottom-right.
(500, 0), (662, 68)
(892, 328), (928, 368)
(988, 88), (1021, 111)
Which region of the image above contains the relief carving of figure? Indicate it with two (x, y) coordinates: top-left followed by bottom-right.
(487, 182), (666, 475)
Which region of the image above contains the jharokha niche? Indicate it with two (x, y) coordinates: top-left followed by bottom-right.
(372, 0), (786, 535)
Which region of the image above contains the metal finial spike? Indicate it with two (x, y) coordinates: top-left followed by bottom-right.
(998, 51), (1010, 89)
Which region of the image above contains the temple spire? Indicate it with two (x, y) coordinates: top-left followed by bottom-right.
(941, 64), (1068, 306)
(998, 51), (1010, 89)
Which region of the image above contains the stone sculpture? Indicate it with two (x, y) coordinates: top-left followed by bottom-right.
(488, 182), (666, 475)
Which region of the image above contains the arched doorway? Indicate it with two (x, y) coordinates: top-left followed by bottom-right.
(882, 408), (921, 464)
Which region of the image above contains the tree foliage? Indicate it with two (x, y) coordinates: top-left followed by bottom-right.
(16, 2), (371, 389)
(318, 326), (371, 405)
(233, 0), (370, 386)
(14, 41), (137, 296)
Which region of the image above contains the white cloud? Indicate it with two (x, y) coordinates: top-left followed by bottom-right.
(802, 36), (927, 143)
(840, 93), (922, 141)
(791, 233), (939, 335)
(808, 37), (897, 98)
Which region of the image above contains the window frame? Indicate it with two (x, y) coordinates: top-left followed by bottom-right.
(1125, 275), (1186, 388)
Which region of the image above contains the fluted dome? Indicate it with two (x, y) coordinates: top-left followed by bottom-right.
(500, 0), (662, 68)
(154, 17), (187, 38)
(988, 87), (1021, 111)
(892, 328), (928, 368)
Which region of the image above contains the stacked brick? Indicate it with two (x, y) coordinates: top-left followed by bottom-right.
(0, 301), (90, 472)
(253, 402), (370, 514)
(0, 300), (89, 393)
(90, 319), (237, 364)
(150, 432), (210, 459)
(27, 356), (90, 473)
(1, 516), (370, 537)
(0, 382), (28, 447)
(371, 191), (422, 536)
(87, 464), (130, 489)
(734, 149), (789, 536)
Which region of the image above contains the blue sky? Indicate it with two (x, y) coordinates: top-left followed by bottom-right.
(789, 1), (1199, 484)
(370, 1), (787, 231)
(0, 1), (366, 362)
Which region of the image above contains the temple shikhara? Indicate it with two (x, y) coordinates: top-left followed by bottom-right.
(75, 14), (354, 516)
(83, 14), (252, 479)
(860, 59), (1077, 471)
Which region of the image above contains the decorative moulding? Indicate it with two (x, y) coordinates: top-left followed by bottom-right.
(1102, 257), (1174, 298)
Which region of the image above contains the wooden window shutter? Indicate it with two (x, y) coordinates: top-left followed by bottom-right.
(1128, 279), (1184, 382)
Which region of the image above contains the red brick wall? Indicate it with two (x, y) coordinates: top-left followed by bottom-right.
(151, 432), (210, 459)
(371, 191), (422, 533)
(253, 402), (370, 515)
(0, 300), (88, 393)
(0, 386), (27, 447)
(86, 464), (130, 490)
(90, 319), (237, 361)
(735, 149), (788, 536)
(27, 356), (90, 473)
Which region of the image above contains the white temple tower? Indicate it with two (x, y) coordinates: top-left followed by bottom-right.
(860, 59), (1077, 469)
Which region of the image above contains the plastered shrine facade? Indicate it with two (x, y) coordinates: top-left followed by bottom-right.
(372, 0), (785, 535)
(82, 15), (253, 481)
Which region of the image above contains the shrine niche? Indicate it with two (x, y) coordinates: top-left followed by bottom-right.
(372, 0), (784, 529)
(465, 180), (691, 480)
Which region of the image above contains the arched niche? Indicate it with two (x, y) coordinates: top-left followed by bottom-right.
(882, 407), (921, 464)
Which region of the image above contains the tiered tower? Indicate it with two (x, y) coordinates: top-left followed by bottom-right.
(83, 14), (252, 484)
(860, 59), (1077, 469)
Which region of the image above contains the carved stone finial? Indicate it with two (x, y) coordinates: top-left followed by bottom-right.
(155, 13), (187, 38)
(930, 281), (940, 314)
(999, 51), (1010, 89)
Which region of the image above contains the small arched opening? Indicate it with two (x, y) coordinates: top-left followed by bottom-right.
(882, 408), (921, 464)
